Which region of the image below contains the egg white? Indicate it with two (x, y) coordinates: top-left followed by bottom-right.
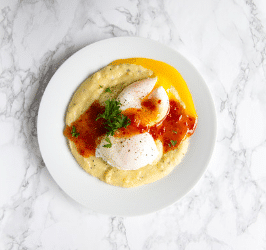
(96, 78), (170, 170)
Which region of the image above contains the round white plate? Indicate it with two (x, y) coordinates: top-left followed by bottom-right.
(38, 37), (217, 216)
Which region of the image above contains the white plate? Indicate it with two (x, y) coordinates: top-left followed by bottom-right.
(37, 37), (217, 216)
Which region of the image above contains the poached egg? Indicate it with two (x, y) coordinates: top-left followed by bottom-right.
(96, 77), (170, 170)
(95, 132), (159, 170)
(117, 77), (169, 126)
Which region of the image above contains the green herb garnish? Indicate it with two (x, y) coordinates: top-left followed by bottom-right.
(99, 85), (103, 88)
(168, 140), (177, 147)
(96, 99), (131, 138)
(105, 87), (112, 93)
(71, 126), (80, 138)
(173, 130), (177, 134)
(103, 137), (112, 148)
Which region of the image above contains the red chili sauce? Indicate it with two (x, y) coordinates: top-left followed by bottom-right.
(64, 103), (107, 157)
(64, 99), (197, 157)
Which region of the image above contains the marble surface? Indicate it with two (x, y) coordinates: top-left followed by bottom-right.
(0, 0), (266, 249)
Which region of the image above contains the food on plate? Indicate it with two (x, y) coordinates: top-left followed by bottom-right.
(63, 58), (197, 187)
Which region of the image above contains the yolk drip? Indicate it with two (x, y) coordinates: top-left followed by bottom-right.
(110, 58), (197, 118)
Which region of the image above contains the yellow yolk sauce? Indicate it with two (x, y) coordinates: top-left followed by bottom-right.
(110, 58), (197, 118)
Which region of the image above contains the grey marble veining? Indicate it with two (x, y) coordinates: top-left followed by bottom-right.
(0, 0), (266, 249)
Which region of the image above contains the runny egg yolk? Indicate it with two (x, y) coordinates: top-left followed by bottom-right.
(117, 77), (169, 127)
(110, 58), (197, 118)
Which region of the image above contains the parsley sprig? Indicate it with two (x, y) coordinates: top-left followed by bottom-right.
(96, 99), (131, 148)
(96, 99), (131, 137)
(168, 140), (177, 147)
(105, 87), (112, 93)
(103, 137), (112, 148)
(71, 126), (80, 138)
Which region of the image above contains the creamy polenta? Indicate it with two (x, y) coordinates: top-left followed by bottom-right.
(64, 59), (197, 188)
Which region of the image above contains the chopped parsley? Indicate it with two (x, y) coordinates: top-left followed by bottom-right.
(103, 137), (112, 148)
(173, 130), (177, 134)
(71, 126), (80, 138)
(96, 99), (131, 147)
(99, 85), (103, 88)
(168, 140), (177, 147)
(105, 87), (112, 93)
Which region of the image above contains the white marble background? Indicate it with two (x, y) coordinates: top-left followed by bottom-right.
(0, 0), (266, 249)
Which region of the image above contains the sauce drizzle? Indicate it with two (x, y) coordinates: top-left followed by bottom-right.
(64, 102), (106, 157)
(64, 99), (197, 156)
